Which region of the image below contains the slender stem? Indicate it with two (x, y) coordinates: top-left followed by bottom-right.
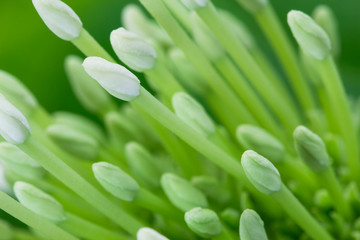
(254, 5), (316, 112)
(196, 3), (301, 132)
(58, 213), (132, 240)
(317, 56), (360, 181)
(317, 168), (352, 219)
(213, 226), (236, 240)
(19, 136), (143, 235)
(139, 0), (257, 126)
(161, 0), (191, 32)
(0, 191), (78, 240)
(71, 29), (115, 62)
(272, 184), (334, 240)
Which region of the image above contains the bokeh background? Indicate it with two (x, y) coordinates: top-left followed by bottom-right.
(0, 0), (359, 116)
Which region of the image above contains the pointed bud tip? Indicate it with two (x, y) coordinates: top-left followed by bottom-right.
(185, 207), (222, 238)
(137, 228), (169, 240)
(240, 209), (268, 240)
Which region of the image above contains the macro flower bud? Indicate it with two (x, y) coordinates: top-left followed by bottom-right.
(32, 0), (82, 41)
(180, 0), (209, 11)
(82, 57), (140, 101)
(161, 173), (208, 212)
(293, 126), (330, 172)
(241, 150), (282, 195)
(65, 55), (115, 116)
(0, 94), (31, 145)
(110, 28), (157, 72)
(185, 207), (222, 238)
(14, 181), (66, 222)
(236, 125), (285, 163)
(236, 0), (268, 13)
(0, 143), (44, 180)
(137, 228), (169, 240)
(46, 123), (100, 160)
(125, 142), (162, 188)
(287, 10), (331, 60)
(172, 92), (215, 137)
(92, 162), (140, 201)
(240, 209), (268, 240)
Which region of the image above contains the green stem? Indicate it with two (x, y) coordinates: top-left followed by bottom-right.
(254, 5), (316, 112)
(161, 0), (191, 31)
(0, 191), (78, 240)
(317, 56), (360, 181)
(317, 168), (352, 219)
(19, 136), (143, 235)
(58, 213), (131, 240)
(139, 0), (257, 126)
(196, 3), (301, 132)
(272, 184), (334, 240)
(71, 29), (115, 62)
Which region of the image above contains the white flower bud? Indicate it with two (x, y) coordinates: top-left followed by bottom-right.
(181, 0), (209, 11)
(110, 28), (157, 72)
(0, 94), (31, 144)
(82, 57), (140, 101)
(137, 228), (169, 240)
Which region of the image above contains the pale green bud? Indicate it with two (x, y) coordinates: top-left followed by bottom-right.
(287, 10), (331, 60)
(125, 142), (162, 188)
(172, 92), (215, 137)
(0, 219), (13, 240)
(161, 173), (208, 212)
(0, 143), (44, 180)
(65, 55), (115, 116)
(0, 94), (31, 145)
(137, 228), (169, 240)
(313, 5), (340, 57)
(0, 70), (38, 115)
(46, 123), (99, 160)
(92, 162), (139, 201)
(14, 181), (66, 222)
(185, 207), (222, 238)
(32, 0), (82, 41)
(314, 189), (332, 210)
(236, 0), (268, 13)
(110, 28), (157, 72)
(180, 0), (209, 11)
(191, 13), (225, 60)
(236, 125), (285, 163)
(240, 209), (268, 240)
(241, 150), (282, 195)
(293, 126), (330, 172)
(82, 57), (140, 101)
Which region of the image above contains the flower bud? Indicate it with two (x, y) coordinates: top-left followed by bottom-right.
(241, 150), (282, 195)
(137, 228), (169, 240)
(180, 0), (209, 11)
(314, 189), (332, 210)
(125, 142), (162, 188)
(0, 143), (44, 180)
(236, 0), (268, 13)
(92, 162), (139, 201)
(14, 181), (66, 222)
(287, 10), (331, 60)
(293, 126), (330, 172)
(161, 173), (208, 212)
(236, 125), (285, 163)
(0, 94), (31, 144)
(82, 57), (140, 101)
(240, 209), (268, 240)
(185, 207), (222, 238)
(32, 0), (82, 41)
(65, 55), (115, 116)
(46, 123), (100, 160)
(172, 92), (215, 137)
(110, 28), (157, 72)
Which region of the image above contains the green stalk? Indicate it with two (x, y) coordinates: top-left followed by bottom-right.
(0, 191), (78, 240)
(162, 0), (191, 31)
(19, 136), (143, 235)
(195, 3), (301, 132)
(316, 56), (360, 180)
(58, 213), (131, 240)
(272, 184), (334, 240)
(72, 29), (115, 62)
(139, 0), (257, 126)
(254, 5), (316, 112)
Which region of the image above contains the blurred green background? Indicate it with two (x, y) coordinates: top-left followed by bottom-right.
(0, 0), (359, 115)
